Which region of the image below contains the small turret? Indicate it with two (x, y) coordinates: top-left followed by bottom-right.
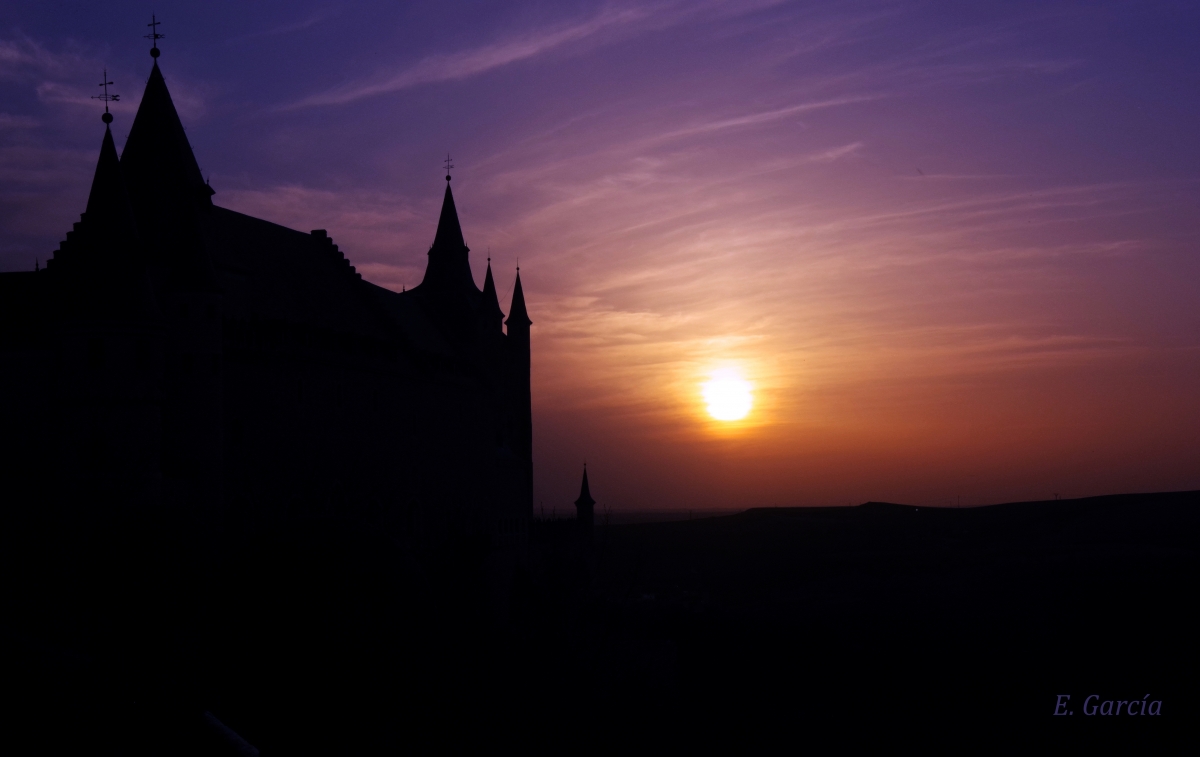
(574, 465), (596, 530)
(50, 111), (163, 510)
(479, 258), (505, 332)
(55, 122), (155, 320)
(505, 268), (532, 336)
(84, 127), (139, 257)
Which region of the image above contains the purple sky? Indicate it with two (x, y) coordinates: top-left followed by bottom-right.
(3, 2), (1199, 511)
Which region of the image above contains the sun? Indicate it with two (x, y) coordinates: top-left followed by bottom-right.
(701, 368), (753, 421)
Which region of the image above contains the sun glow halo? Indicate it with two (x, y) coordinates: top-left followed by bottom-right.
(702, 369), (753, 421)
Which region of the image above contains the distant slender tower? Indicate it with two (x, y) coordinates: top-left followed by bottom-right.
(574, 465), (595, 531)
(506, 269), (533, 516)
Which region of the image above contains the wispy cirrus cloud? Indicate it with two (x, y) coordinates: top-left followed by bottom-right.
(287, 5), (652, 109)
(661, 97), (880, 139)
(281, 0), (799, 110)
(0, 113), (39, 129)
(229, 8), (342, 43)
(0, 36), (71, 79)
(35, 80), (107, 108)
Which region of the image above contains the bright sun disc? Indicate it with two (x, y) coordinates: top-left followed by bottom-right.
(702, 370), (753, 421)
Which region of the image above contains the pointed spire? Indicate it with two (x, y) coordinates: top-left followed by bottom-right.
(418, 179), (476, 296)
(55, 124), (155, 319)
(505, 268), (532, 330)
(121, 62), (212, 206)
(480, 256), (505, 328)
(120, 58), (219, 293)
(81, 126), (140, 264)
(575, 465), (595, 507)
(432, 181), (466, 251)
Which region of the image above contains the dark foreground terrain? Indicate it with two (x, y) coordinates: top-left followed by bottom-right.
(582, 491), (1198, 745)
(4, 491), (1197, 751)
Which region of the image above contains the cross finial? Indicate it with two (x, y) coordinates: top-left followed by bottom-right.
(146, 15), (164, 58)
(92, 68), (120, 123)
(444, 153), (454, 181)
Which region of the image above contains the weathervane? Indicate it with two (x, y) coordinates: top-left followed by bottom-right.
(146, 14), (164, 58)
(444, 153), (454, 181)
(92, 69), (119, 124)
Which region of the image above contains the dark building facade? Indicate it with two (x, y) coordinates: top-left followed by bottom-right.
(0, 54), (533, 572)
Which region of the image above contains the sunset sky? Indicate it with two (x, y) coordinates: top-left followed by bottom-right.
(3, 2), (1198, 511)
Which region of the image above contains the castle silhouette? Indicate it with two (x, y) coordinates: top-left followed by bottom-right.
(0, 43), (535, 573)
(0, 35), (618, 752)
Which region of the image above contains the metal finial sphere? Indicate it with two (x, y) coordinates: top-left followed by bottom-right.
(102, 112), (113, 124)
(150, 47), (160, 58)
(445, 174), (451, 181)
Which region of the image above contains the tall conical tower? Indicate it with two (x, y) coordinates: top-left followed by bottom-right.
(421, 179), (475, 294)
(506, 268), (533, 516)
(119, 34), (223, 510)
(413, 171), (483, 339)
(574, 465), (596, 530)
(120, 55), (218, 292)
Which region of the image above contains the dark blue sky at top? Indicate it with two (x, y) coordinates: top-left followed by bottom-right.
(3, 2), (1200, 509)
(5, 3), (1199, 195)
